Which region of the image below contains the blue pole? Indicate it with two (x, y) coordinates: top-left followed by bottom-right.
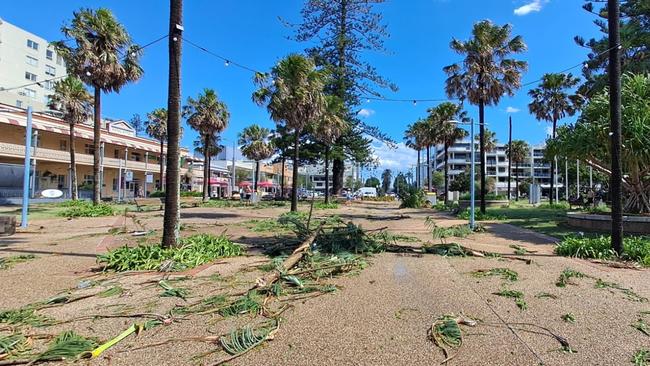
(469, 119), (475, 230)
(21, 106), (33, 228)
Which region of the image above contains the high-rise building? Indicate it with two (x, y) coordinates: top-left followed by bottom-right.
(0, 18), (67, 111)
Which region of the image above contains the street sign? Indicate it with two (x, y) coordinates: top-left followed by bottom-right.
(145, 173), (153, 183)
(124, 170), (133, 182)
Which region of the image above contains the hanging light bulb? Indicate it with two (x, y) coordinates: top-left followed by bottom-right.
(224, 60), (230, 67)
(412, 100), (417, 106)
(366, 98), (370, 103)
(85, 71), (91, 76)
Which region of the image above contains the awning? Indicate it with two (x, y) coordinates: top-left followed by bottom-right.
(258, 181), (275, 188)
(238, 181), (252, 187)
(209, 178), (229, 186)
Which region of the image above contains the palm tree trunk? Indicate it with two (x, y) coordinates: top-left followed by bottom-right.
(550, 118), (557, 205)
(515, 161), (520, 201)
(162, 0), (183, 248)
(479, 99), (487, 213)
(254, 160), (260, 192)
(202, 135), (210, 202)
(280, 157), (285, 199)
(324, 145), (330, 204)
(159, 139), (165, 191)
(444, 143), (449, 204)
(69, 123), (78, 200)
(92, 86), (101, 205)
(291, 130), (300, 212)
(426, 145), (431, 191)
(416, 149), (421, 188)
(507, 116), (512, 200)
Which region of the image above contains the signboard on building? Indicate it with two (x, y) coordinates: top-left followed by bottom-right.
(145, 173), (153, 183)
(124, 170), (133, 182)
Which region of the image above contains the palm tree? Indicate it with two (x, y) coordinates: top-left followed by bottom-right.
(528, 73), (582, 204)
(54, 8), (143, 204)
(312, 96), (348, 203)
(474, 128), (498, 190)
(428, 102), (469, 203)
(184, 89), (230, 202)
(193, 134), (223, 195)
(404, 120), (426, 189)
(47, 76), (92, 201)
(252, 54), (327, 212)
(444, 20), (527, 213)
(381, 169), (392, 194)
(145, 108), (167, 191)
(505, 140), (530, 201)
(239, 125), (275, 195)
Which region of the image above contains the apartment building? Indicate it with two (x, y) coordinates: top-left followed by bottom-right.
(0, 104), (190, 200)
(299, 161), (358, 194)
(426, 139), (559, 196)
(0, 18), (66, 111)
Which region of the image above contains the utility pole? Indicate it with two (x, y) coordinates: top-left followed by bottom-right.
(608, 0), (623, 254)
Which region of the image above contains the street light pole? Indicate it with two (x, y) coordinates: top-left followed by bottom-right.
(21, 106), (33, 228)
(608, 0), (623, 254)
(469, 118), (476, 230)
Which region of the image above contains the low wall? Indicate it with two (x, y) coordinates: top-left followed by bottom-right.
(566, 212), (650, 235)
(458, 200), (509, 209)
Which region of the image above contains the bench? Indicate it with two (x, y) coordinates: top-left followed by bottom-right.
(134, 197), (164, 211)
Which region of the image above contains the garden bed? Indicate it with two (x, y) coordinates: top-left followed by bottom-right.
(566, 212), (650, 234)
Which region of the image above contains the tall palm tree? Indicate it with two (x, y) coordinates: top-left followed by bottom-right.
(428, 102), (469, 203)
(528, 73), (582, 204)
(193, 134), (223, 195)
(420, 117), (439, 191)
(47, 76), (92, 201)
(238, 125), (275, 194)
(404, 124), (420, 188)
(313, 96), (348, 203)
(444, 20), (527, 213)
(54, 8), (143, 204)
(184, 89), (230, 202)
(505, 140), (530, 201)
(475, 128), (498, 185)
(145, 108), (167, 191)
(252, 54), (327, 212)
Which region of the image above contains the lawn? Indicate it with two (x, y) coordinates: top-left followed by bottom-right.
(0, 202), (137, 221)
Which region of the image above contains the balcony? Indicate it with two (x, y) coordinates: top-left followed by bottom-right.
(0, 141), (159, 172)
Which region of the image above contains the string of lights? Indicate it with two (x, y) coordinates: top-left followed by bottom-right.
(182, 37), (262, 74)
(0, 34), (169, 92)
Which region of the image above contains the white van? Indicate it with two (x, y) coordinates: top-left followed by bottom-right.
(354, 187), (378, 198)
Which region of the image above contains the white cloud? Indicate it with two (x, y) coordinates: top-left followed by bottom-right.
(506, 106), (521, 113)
(369, 139), (417, 172)
(514, 0), (547, 16)
(357, 108), (375, 118)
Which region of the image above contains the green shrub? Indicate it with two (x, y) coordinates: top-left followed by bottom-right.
(537, 202), (570, 210)
(97, 234), (244, 271)
(58, 201), (114, 218)
(459, 193), (506, 201)
(314, 202), (340, 209)
(149, 190), (165, 198)
(457, 208), (506, 221)
(362, 196), (395, 202)
(397, 186), (427, 208)
(181, 191), (203, 197)
(555, 235), (650, 267)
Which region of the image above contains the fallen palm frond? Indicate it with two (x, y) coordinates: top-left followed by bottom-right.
(562, 313), (576, 324)
(471, 268), (519, 282)
(0, 307), (54, 328)
(425, 217), (484, 239)
(217, 291), (262, 318)
(632, 318), (650, 336)
(555, 268), (588, 287)
(215, 321), (280, 365)
(493, 288), (527, 310)
(98, 286), (124, 298)
(633, 349), (650, 366)
(158, 280), (189, 301)
(90, 324), (138, 358)
(422, 243), (484, 257)
(509, 244), (528, 255)
(34, 331), (98, 362)
(0, 255), (37, 271)
(0, 333), (31, 359)
(535, 292), (558, 299)
(429, 315), (477, 364)
(595, 279), (648, 302)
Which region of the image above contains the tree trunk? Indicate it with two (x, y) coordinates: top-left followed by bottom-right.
(162, 0), (183, 248)
(324, 145), (330, 204)
(291, 130), (300, 212)
(332, 158), (344, 195)
(550, 118), (557, 205)
(202, 135), (210, 202)
(159, 139), (165, 191)
(515, 161), (520, 201)
(608, 0), (623, 254)
(69, 123), (78, 200)
(280, 157), (285, 199)
(331, 0), (348, 198)
(416, 149), (421, 188)
(92, 86), (101, 205)
(479, 99), (486, 213)
(254, 160), (260, 191)
(507, 116), (512, 200)
(426, 145), (431, 191)
(444, 143), (449, 204)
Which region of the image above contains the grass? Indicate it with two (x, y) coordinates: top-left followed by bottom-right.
(632, 318), (650, 336)
(0, 202), (136, 221)
(314, 202), (340, 209)
(97, 234), (244, 272)
(457, 208), (507, 221)
(556, 268), (587, 287)
(633, 349), (650, 366)
(562, 313), (576, 323)
(484, 202), (580, 239)
(57, 200), (115, 218)
(0, 254), (37, 270)
(471, 268), (519, 282)
(555, 235), (650, 267)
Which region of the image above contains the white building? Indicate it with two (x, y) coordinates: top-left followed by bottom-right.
(420, 140), (561, 197)
(299, 161), (358, 194)
(0, 18), (67, 111)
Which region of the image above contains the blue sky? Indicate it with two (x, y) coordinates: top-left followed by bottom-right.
(1, 0), (600, 176)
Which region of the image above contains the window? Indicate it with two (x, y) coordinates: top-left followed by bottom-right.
(16, 100), (23, 108)
(25, 72), (37, 81)
(27, 39), (39, 50)
(59, 140), (67, 151)
(114, 149), (120, 159)
(84, 144), (95, 155)
(45, 65), (56, 76)
(24, 88), (36, 98)
(46, 50), (53, 60)
(131, 152), (141, 162)
(83, 175), (94, 186)
(56, 55), (64, 66)
(26, 56), (38, 66)
(44, 80), (54, 90)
